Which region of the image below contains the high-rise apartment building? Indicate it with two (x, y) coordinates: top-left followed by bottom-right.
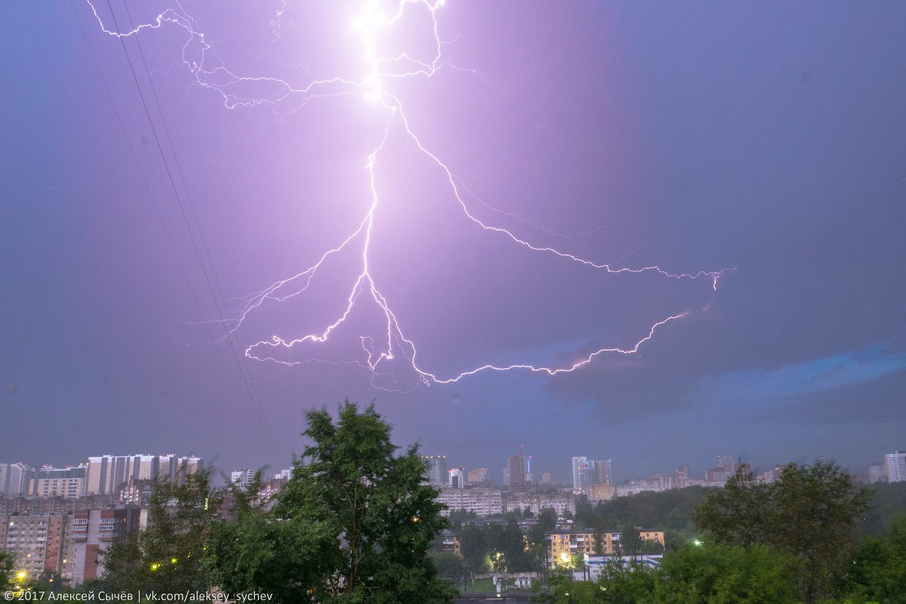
(0, 513), (71, 580)
(71, 508), (143, 586)
(885, 452), (906, 483)
(573, 457), (613, 492)
(231, 469), (257, 487)
(593, 459), (614, 486)
(29, 465), (86, 498)
(706, 455), (739, 484)
(85, 455), (204, 495)
(507, 451), (532, 492)
(422, 456), (447, 488)
(448, 467), (464, 489)
(0, 463), (31, 497)
(717, 455), (735, 471)
(572, 457), (591, 492)
(675, 464), (690, 489)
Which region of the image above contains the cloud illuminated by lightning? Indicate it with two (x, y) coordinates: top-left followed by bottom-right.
(88, 0), (734, 392)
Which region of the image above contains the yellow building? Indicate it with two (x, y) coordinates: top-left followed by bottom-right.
(548, 529), (665, 566)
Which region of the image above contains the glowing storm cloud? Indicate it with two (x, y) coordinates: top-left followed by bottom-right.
(88, 0), (734, 392)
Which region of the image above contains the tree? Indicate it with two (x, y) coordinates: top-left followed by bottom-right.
(209, 400), (455, 603)
(773, 462), (872, 601)
(658, 542), (797, 603)
(205, 472), (331, 603)
(429, 551), (463, 587)
(499, 519), (531, 572)
(617, 525), (641, 561)
(592, 542), (798, 603)
(596, 559), (660, 604)
(693, 460), (872, 603)
(692, 468), (773, 549)
(535, 575), (603, 604)
(101, 468), (221, 597)
(0, 551), (14, 590)
(845, 514), (906, 603)
(458, 523), (488, 586)
(446, 509), (476, 532)
(538, 507), (558, 533)
(591, 517), (607, 555)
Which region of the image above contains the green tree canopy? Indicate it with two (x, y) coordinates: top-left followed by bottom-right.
(458, 522), (488, 582)
(657, 542), (797, 603)
(0, 550), (14, 590)
(846, 514), (906, 603)
(592, 543), (797, 603)
(693, 460), (872, 603)
(208, 400), (455, 603)
(692, 469), (773, 549)
(538, 507), (558, 533)
(100, 467), (221, 597)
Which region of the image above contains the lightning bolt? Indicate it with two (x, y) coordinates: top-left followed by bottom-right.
(87, 0), (734, 392)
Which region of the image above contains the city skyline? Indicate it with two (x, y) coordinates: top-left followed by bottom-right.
(3, 2), (905, 482)
(3, 446), (901, 491)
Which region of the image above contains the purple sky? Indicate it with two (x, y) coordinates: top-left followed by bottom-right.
(3, 1), (906, 484)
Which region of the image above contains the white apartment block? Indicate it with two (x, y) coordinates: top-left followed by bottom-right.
(0, 463), (31, 497)
(437, 488), (503, 516)
(885, 452), (906, 483)
(504, 492), (576, 517)
(85, 454), (203, 495)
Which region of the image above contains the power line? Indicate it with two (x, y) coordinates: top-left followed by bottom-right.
(71, 0), (279, 463)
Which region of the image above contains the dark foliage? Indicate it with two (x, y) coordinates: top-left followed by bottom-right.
(694, 461), (872, 603)
(207, 400), (455, 603)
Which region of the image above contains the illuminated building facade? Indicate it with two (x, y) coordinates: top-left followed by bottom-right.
(85, 454), (203, 495)
(29, 465), (86, 499)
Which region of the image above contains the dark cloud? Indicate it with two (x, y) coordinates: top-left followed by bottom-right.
(1, 1), (905, 481)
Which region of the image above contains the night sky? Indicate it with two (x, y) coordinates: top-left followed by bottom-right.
(3, 1), (905, 484)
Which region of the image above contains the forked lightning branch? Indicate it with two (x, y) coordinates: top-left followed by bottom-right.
(88, 0), (733, 391)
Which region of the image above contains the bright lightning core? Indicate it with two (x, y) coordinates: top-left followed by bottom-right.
(89, 0), (734, 392)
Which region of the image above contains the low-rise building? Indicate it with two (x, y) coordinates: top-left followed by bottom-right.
(581, 554), (664, 580)
(548, 530), (665, 567)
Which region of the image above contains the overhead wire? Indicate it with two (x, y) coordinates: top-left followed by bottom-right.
(70, 0), (279, 464)
(116, 0), (278, 460)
